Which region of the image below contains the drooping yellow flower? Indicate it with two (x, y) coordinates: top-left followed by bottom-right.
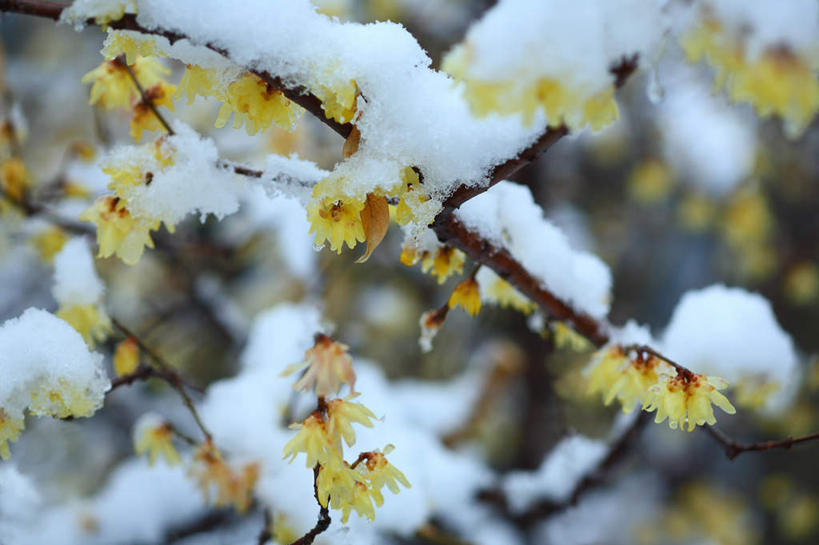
(82, 56), (170, 111)
(682, 19), (819, 137)
(129, 82), (176, 141)
(134, 419), (181, 466)
(102, 31), (160, 65)
(326, 397), (376, 448)
(313, 78), (358, 124)
(114, 337), (140, 376)
(56, 303), (112, 348)
(354, 446), (411, 507)
(28, 378), (100, 419)
(393, 167), (433, 226)
(215, 73), (303, 135)
(443, 44), (619, 130)
(584, 346), (672, 413)
(420, 246), (465, 284)
(644, 371), (736, 431)
(176, 65), (225, 103)
(0, 409), (24, 461)
(30, 227), (68, 263)
(283, 412), (335, 468)
(316, 458), (366, 510)
(79, 195), (160, 265)
(0, 157), (30, 203)
(552, 321), (592, 352)
(306, 193), (367, 253)
(448, 277), (481, 316)
(190, 440), (259, 513)
(481, 272), (535, 315)
(282, 334), (356, 398)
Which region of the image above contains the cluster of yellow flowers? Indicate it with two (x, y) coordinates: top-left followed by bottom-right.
(82, 51), (176, 141)
(443, 44), (619, 130)
(682, 18), (819, 137)
(190, 440), (260, 513)
(585, 346), (736, 431)
(307, 165), (426, 255)
(400, 243), (466, 284)
(282, 335), (410, 522)
(79, 139), (173, 264)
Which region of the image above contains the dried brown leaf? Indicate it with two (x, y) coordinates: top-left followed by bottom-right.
(356, 192), (389, 263)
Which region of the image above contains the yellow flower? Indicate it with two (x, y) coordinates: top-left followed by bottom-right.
(129, 82), (176, 141)
(644, 371), (736, 431)
(282, 334), (356, 398)
(682, 19), (819, 137)
(421, 246), (465, 284)
(313, 78), (358, 124)
(177, 65), (225, 103)
(481, 272), (535, 314)
(215, 73), (302, 135)
(283, 413), (335, 468)
(307, 193), (366, 253)
(28, 378), (100, 418)
(326, 397), (376, 448)
(354, 446), (411, 507)
(114, 337), (140, 376)
(190, 440), (259, 513)
(82, 56), (170, 111)
(552, 321), (591, 352)
(400, 245), (421, 266)
(0, 157), (30, 203)
(733, 377), (780, 409)
(0, 409), (24, 461)
(316, 458), (366, 509)
(79, 196), (159, 265)
(585, 346), (671, 412)
(448, 277), (481, 316)
(393, 167), (431, 226)
(56, 304), (112, 348)
(30, 227), (68, 263)
(134, 419), (181, 466)
(102, 31), (160, 65)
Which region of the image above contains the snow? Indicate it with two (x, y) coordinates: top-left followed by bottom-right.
(657, 62), (756, 197)
(106, 121), (244, 226)
(0, 466), (40, 545)
(456, 181), (611, 319)
(112, 0), (544, 205)
(704, 0), (819, 58)
(52, 238), (105, 307)
(661, 285), (800, 413)
(451, 0), (663, 90)
(0, 308), (109, 421)
(501, 435), (608, 513)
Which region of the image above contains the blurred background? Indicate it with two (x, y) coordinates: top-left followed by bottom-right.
(2, 1), (819, 544)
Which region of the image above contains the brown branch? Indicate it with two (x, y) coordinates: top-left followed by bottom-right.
(704, 425), (819, 461)
(289, 464), (331, 545)
(257, 508), (273, 545)
(479, 411), (649, 527)
(432, 213), (609, 347)
(117, 55), (175, 135)
(620, 344), (696, 382)
(111, 317), (213, 441)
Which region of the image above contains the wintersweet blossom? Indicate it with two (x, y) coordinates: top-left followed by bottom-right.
(190, 440), (259, 513)
(479, 268), (536, 315)
(449, 277), (482, 316)
(113, 337), (139, 376)
(0, 409), (24, 461)
(312, 78), (358, 124)
(354, 446), (411, 507)
(326, 397), (376, 448)
(133, 415), (181, 466)
(282, 334), (356, 397)
(56, 304), (112, 348)
(102, 31), (160, 65)
(585, 346), (673, 412)
(215, 73), (303, 135)
(0, 157), (30, 202)
(176, 65), (225, 103)
(682, 17), (819, 137)
(82, 56), (170, 111)
(307, 193), (367, 253)
(420, 246), (466, 284)
(644, 371), (736, 432)
(79, 196), (159, 265)
(129, 83), (176, 141)
(283, 412), (335, 468)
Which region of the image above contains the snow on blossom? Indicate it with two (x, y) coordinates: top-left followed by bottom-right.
(456, 181), (611, 319)
(661, 285), (800, 413)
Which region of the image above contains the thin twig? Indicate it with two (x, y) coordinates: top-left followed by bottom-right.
(288, 464), (331, 545)
(257, 508), (273, 545)
(111, 317), (212, 441)
(117, 55), (175, 135)
(704, 425), (819, 460)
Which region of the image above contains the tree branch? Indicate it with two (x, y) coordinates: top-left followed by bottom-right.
(704, 425), (819, 460)
(289, 464), (331, 545)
